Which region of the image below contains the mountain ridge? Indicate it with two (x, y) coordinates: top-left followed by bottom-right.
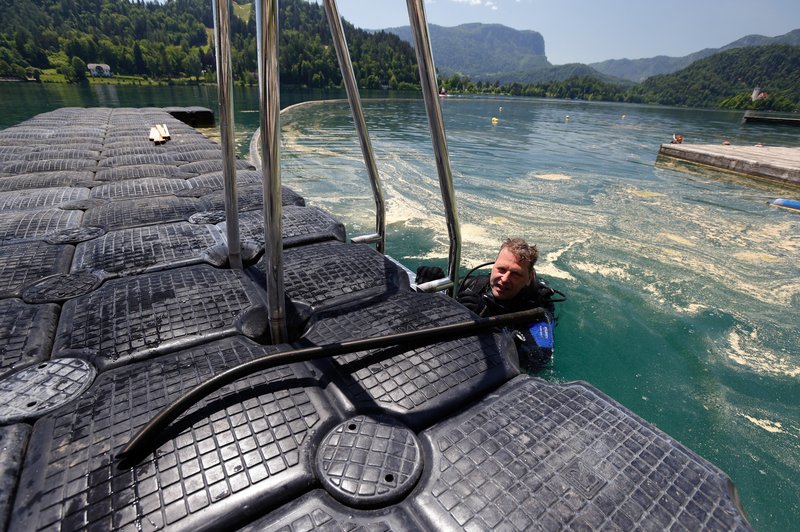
(383, 23), (800, 84)
(383, 23), (551, 80)
(590, 28), (800, 81)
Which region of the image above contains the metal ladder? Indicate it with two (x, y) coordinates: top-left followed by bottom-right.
(212, 0), (461, 343)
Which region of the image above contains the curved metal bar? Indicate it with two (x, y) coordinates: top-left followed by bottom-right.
(212, 0), (243, 269)
(406, 0), (462, 297)
(323, 0), (386, 254)
(116, 307), (546, 466)
(255, 0), (287, 343)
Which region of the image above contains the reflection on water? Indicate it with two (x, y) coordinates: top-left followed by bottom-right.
(279, 98), (799, 531)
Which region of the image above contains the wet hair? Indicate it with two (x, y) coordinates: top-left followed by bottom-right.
(500, 238), (538, 272)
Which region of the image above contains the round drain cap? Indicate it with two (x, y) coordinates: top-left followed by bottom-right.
(45, 226), (106, 244)
(316, 416), (423, 508)
(189, 211), (226, 225)
(22, 271), (104, 303)
(0, 359), (96, 423)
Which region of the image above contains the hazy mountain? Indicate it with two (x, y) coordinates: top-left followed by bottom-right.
(385, 23), (800, 86)
(590, 29), (800, 82)
(384, 23), (551, 80)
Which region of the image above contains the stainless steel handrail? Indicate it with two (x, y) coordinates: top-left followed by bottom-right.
(248, 0), (461, 324)
(323, 0), (386, 254)
(211, 0), (243, 270)
(255, 0), (287, 343)
(406, 0), (461, 295)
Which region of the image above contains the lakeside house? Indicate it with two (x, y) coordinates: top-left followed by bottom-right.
(87, 63), (112, 77)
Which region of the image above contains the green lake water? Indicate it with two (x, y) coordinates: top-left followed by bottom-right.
(1, 83), (798, 531)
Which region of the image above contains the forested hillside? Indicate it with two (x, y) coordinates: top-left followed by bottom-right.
(0, 0), (420, 88)
(1, 0), (798, 112)
(629, 44), (800, 111)
(440, 44), (800, 112)
(591, 29), (800, 82)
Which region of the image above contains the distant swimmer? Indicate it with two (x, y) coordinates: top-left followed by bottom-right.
(671, 133), (684, 144)
(491, 117), (499, 124)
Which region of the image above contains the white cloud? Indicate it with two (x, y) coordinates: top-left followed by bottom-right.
(450, 0), (490, 6)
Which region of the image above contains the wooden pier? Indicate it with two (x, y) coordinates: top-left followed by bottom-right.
(742, 110), (800, 126)
(658, 143), (800, 186)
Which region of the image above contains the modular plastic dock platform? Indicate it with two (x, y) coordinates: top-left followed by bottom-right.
(0, 108), (751, 531)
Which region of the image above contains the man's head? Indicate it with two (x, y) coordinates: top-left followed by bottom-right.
(489, 238), (538, 301)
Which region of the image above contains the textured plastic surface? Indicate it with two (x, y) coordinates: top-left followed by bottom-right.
(19, 149), (100, 161)
(0, 208), (83, 245)
(412, 376), (752, 531)
(239, 490), (423, 532)
(89, 177), (192, 199)
(270, 240), (409, 310)
(0, 241), (74, 299)
(11, 336), (338, 532)
(0, 424), (30, 532)
(316, 415), (423, 508)
(72, 222), (221, 275)
(53, 265), (268, 370)
(224, 206), (345, 249)
(44, 226), (106, 245)
(22, 271), (104, 303)
(187, 169), (264, 189)
(99, 152), (182, 168)
(0, 358), (96, 423)
(0, 299), (60, 377)
(81, 196), (202, 231)
(0, 107), (753, 531)
(0, 158), (97, 174)
(304, 291), (519, 429)
(95, 164), (193, 181)
(180, 159), (255, 175)
(0, 170), (93, 192)
(0, 186), (90, 211)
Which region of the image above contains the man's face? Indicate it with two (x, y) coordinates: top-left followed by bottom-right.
(490, 248), (533, 301)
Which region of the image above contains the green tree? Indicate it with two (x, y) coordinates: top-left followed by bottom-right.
(70, 55), (87, 82)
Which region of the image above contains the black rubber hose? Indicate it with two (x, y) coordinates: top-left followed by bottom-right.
(118, 307), (547, 466)
(457, 261), (494, 293)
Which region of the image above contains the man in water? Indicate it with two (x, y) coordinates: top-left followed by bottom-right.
(459, 237), (539, 311)
(417, 238), (558, 371)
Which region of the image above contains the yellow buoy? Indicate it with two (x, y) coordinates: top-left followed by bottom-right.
(491, 117), (499, 124)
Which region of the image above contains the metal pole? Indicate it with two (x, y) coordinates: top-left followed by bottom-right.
(212, 0), (243, 269)
(323, 0), (386, 254)
(406, 0), (461, 296)
(255, 0), (287, 343)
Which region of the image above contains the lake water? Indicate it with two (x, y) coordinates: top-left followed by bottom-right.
(1, 83), (798, 531)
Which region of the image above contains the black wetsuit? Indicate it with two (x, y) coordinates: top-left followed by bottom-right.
(457, 275), (556, 372)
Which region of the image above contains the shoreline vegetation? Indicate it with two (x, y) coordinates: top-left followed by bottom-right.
(4, 69), (798, 115)
(1, 0), (798, 112)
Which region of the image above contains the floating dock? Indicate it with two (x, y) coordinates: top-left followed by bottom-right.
(658, 143), (800, 186)
(742, 110), (800, 126)
(0, 108), (752, 531)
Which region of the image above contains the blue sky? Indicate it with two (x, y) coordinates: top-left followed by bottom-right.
(313, 0), (800, 65)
